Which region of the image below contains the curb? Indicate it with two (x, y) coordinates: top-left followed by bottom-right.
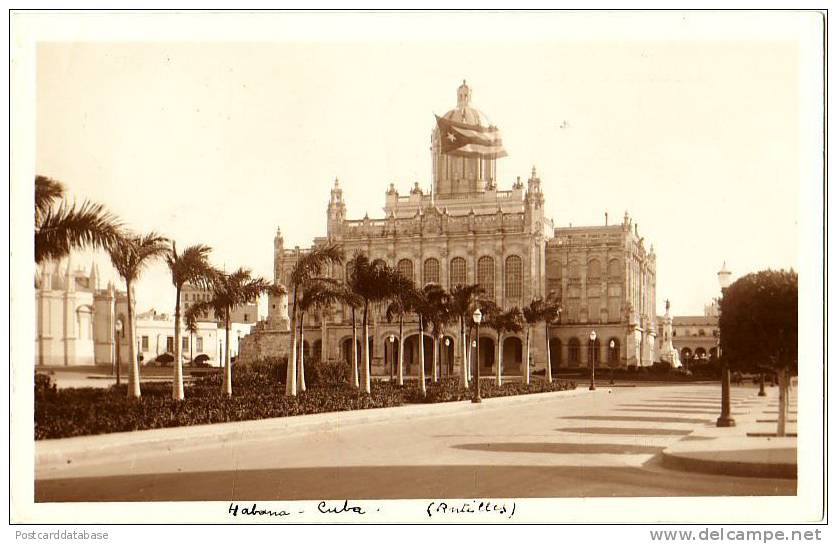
(660, 448), (797, 479)
(37, 386), (590, 474)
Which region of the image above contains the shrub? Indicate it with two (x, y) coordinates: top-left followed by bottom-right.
(35, 373), (57, 401)
(34, 369), (578, 440)
(306, 360), (349, 388)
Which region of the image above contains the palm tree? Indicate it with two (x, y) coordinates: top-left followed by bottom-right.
(492, 307), (523, 386)
(384, 268), (414, 386)
(541, 293), (562, 383)
(297, 278), (343, 391)
(107, 232), (169, 398)
(165, 242), (213, 400)
(286, 244), (344, 396)
(522, 298), (545, 385)
(188, 268), (280, 397)
(336, 282), (363, 388)
(347, 252), (389, 394)
(409, 285), (435, 397)
(448, 284), (483, 389)
(35, 175), (123, 264)
(185, 306), (199, 366)
(423, 283), (451, 383)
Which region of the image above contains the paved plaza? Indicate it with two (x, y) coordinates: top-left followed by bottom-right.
(35, 383), (796, 501)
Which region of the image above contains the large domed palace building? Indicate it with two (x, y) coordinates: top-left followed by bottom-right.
(241, 82), (658, 376)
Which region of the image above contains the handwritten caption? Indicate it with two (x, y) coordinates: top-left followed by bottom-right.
(226, 499), (517, 520)
(426, 500), (516, 520)
(228, 500), (371, 518)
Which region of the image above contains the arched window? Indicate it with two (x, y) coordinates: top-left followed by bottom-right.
(423, 258), (440, 285)
(449, 257), (467, 287)
(477, 256), (495, 299)
(607, 338), (620, 364)
(76, 306), (93, 340)
(504, 255), (523, 300)
(587, 258), (601, 279)
(397, 259), (414, 281)
(608, 258), (621, 277)
(568, 337), (581, 365)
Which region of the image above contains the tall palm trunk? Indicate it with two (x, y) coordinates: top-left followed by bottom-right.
(397, 313), (405, 386)
(496, 331), (503, 386)
(172, 285), (185, 400)
(459, 316), (468, 389)
(351, 307), (359, 388)
(222, 310), (232, 397)
(459, 316), (469, 388)
(362, 303), (371, 393)
(298, 312), (306, 392)
(777, 367), (788, 437)
(126, 280), (141, 398)
(524, 325), (531, 385)
(418, 318), (427, 396)
(285, 285), (299, 396)
(544, 321), (553, 383)
(433, 333), (439, 382)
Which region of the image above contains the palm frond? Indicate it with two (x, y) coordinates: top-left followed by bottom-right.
(167, 242), (214, 289)
(36, 199), (124, 264)
(290, 243), (344, 286)
(35, 175), (64, 225)
(107, 231), (169, 283)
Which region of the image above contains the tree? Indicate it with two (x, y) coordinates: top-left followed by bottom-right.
(384, 268), (415, 386)
(297, 278), (343, 391)
(337, 283), (364, 388)
(720, 269), (798, 436)
(166, 242), (213, 400)
(286, 244), (344, 396)
(540, 293), (562, 383)
(409, 285), (436, 397)
(346, 253), (390, 394)
(185, 305), (199, 366)
(522, 298), (544, 385)
(189, 268), (280, 397)
(448, 284), (483, 389)
(35, 175), (123, 264)
(107, 232), (169, 398)
(424, 283), (452, 383)
(492, 307), (523, 386)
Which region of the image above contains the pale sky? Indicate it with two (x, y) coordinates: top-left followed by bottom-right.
(33, 17), (807, 317)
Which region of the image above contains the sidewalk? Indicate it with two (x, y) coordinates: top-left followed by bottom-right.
(660, 385), (797, 479)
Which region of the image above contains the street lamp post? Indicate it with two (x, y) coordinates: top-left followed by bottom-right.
(114, 319), (122, 386)
(609, 339), (616, 385)
(589, 330), (597, 391)
(472, 308), (482, 403)
(716, 263), (735, 428)
(389, 334), (395, 381)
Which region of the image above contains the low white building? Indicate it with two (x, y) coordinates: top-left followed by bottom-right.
(35, 258), (255, 368)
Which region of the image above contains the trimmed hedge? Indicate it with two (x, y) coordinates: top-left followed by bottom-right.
(34, 366), (576, 440)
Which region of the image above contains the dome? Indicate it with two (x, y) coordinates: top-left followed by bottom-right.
(440, 80), (494, 128)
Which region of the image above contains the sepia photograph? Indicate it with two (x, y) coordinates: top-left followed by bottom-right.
(9, 9), (826, 528)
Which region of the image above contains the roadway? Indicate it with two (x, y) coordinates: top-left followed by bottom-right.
(35, 382), (795, 501)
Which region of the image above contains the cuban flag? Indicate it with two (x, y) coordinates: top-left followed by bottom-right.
(435, 115), (508, 159)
